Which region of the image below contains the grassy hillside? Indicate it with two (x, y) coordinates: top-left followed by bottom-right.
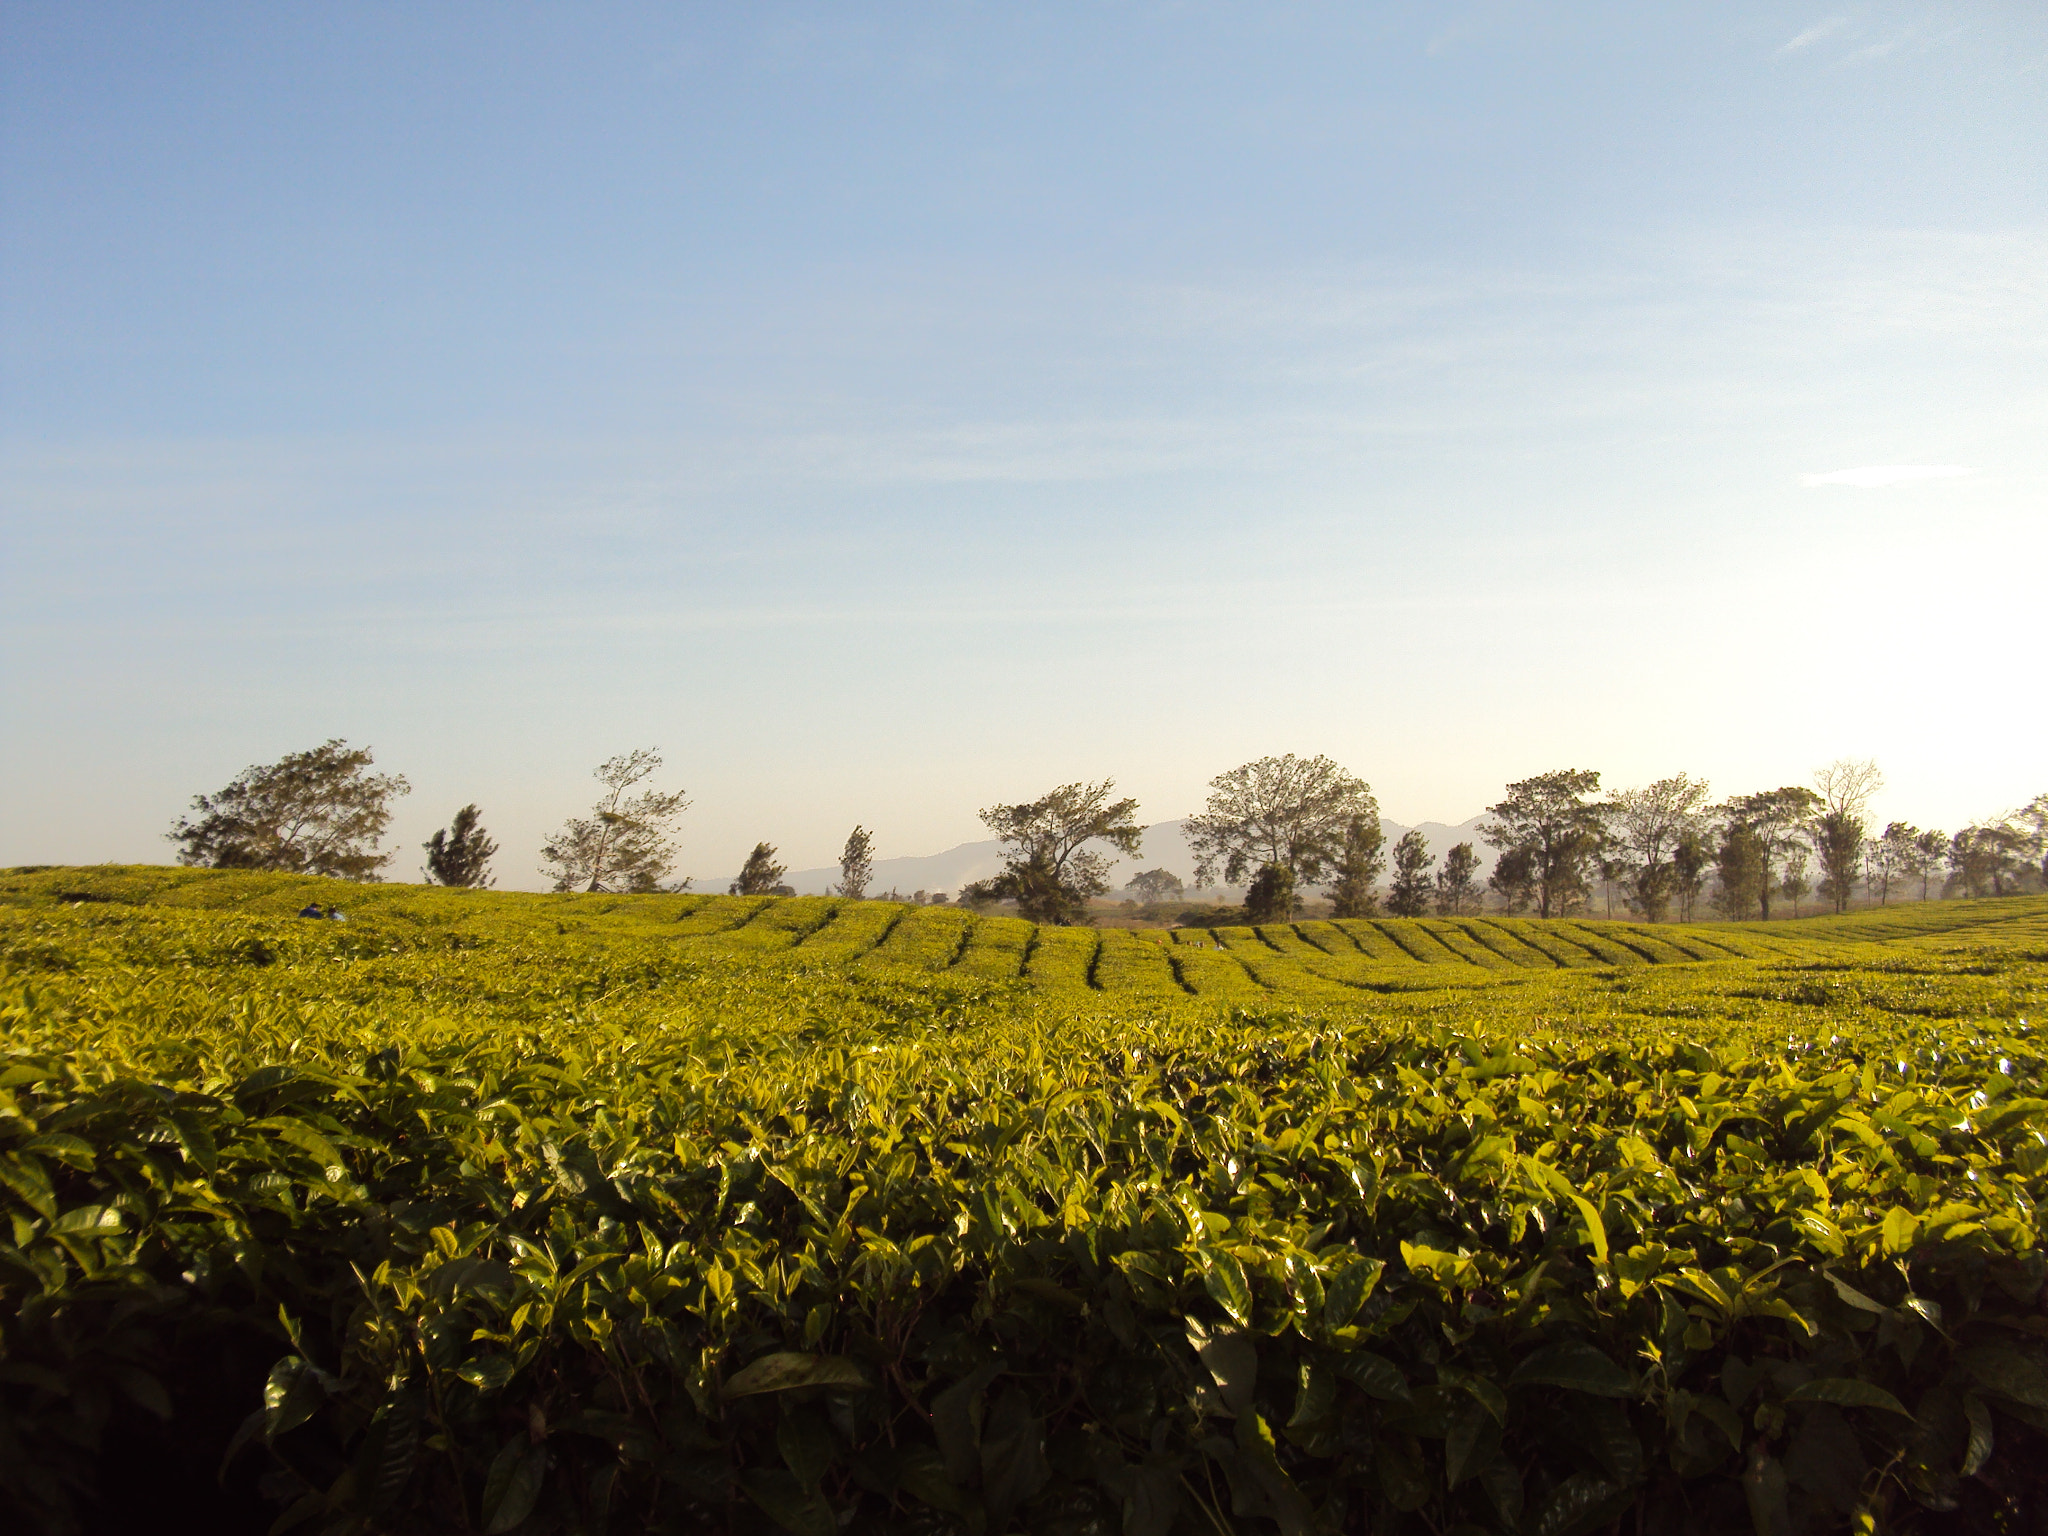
(3, 866), (2045, 1535)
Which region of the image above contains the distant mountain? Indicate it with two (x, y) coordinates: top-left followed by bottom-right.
(775, 815), (1494, 898)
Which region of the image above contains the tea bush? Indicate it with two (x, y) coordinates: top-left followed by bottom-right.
(2, 868), (2045, 1535)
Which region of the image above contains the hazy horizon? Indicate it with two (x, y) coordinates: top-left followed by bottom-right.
(5, 4), (2043, 883)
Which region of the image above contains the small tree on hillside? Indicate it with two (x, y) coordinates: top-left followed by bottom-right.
(836, 826), (875, 899)
(1385, 830), (1434, 916)
(1244, 862), (1296, 923)
(1949, 824), (2028, 898)
(539, 749), (690, 893)
(1810, 758), (1882, 913)
(2016, 794), (2048, 888)
(1712, 823), (1768, 919)
(1435, 843), (1480, 916)
(1325, 815), (1386, 918)
(1488, 846), (1537, 913)
(1125, 869), (1185, 904)
(1867, 822), (1918, 905)
(960, 780), (1144, 925)
(732, 842), (787, 896)
(1186, 754), (1378, 889)
(1778, 847), (1812, 918)
(1910, 828), (1948, 901)
(1672, 829), (1710, 922)
(1480, 769), (1606, 918)
(1718, 787), (1822, 920)
(423, 804), (497, 887)
(168, 739), (410, 880)
(1608, 773), (1710, 922)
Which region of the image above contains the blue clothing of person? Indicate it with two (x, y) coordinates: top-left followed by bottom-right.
(298, 904), (324, 919)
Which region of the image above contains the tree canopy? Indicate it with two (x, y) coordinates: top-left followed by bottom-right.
(1185, 754), (1378, 889)
(962, 780), (1143, 925)
(1324, 815), (1385, 919)
(422, 804), (497, 888)
(1607, 773), (1710, 922)
(1124, 869), (1185, 904)
(538, 749), (690, 893)
(836, 827), (874, 899)
(1435, 842), (1481, 916)
(167, 739), (409, 880)
(1385, 829), (1434, 917)
(732, 842), (788, 896)
(1479, 769), (1605, 919)
(1717, 786), (1822, 920)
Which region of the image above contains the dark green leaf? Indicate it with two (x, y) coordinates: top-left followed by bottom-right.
(980, 1385), (1050, 1527)
(481, 1435), (547, 1535)
(1199, 1245), (1253, 1327)
(741, 1467), (837, 1536)
(1337, 1350), (1409, 1402)
(1184, 1318), (1257, 1419)
(931, 1361), (1002, 1484)
(1743, 1445), (1791, 1536)
(263, 1357), (331, 1439)
(721, 1352), (867, 1399)
(1322, 1255), (1384, 1329)
(1509, 1339), (1634, 1398)
(1532, 1472), (1630, 1536)
(1445, 1394), (1500, 1487)
(354, 1395), (419, 1514)
(1786, 1378), (1912, 1417)
(1961, 1346), (2048, 1410)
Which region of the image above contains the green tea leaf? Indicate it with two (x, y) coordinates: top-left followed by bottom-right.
(1509, 1340), (1634, 1398)
(1198, 1245), (1253, 1327)
(481, 1435), (547, 1535)
(721, 1353), (867, 1399)
(1785, 1378), (1912, 1417)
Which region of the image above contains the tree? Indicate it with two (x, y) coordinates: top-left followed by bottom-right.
(1778, 846), (1811, 918)
(836, 826), (875, 899)
(1186, 754), (1378, 889)
(539, 749), (690, 893)
(1385, 830), (1433, 916)
(1244, 863), (1296, 923)
(1812, 811), (1864, 913)
(1949, 824), (2027, 898)
(2011, 795), (2048, 888)
(1717, 787), (1821, 920)
(1479, 770), (1606, 919)
(1488, 845), (1537, 912)
(1607, 773), (1710, 923)
(1810, 759), (1882, 914)
(1596, 854), (1624, 918)
(1125, 869), (1185, 904)
(168, 739), (410, 880)
(1866, 822), (1917, 906)
(1325, 815), (1386, 918)
(1814, 758), (1884, 818)
(1672, 829), (1710, 922)
(1712, 823), (1768, 920)
(960, 780), (1143, 925)
(1910, 829), (1948, 901)
(1435, 842), (1481, 916)
(422, 804), (497, 887)
(732, 842), (787, 896)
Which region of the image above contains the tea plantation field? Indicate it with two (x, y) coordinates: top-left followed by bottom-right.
(2, 867), (2045, 1536)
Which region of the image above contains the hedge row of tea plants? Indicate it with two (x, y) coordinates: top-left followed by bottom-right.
(2, 874), (2046, 1535)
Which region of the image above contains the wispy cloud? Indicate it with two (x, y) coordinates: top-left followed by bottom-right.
(1800, 465), (1973, 488)
(1778, 16), (1850, 54)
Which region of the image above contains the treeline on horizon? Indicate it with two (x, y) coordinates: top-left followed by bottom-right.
(157, 742), (2048, 928)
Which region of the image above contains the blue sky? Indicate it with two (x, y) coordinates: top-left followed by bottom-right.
(4, 2), (2044, 888)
